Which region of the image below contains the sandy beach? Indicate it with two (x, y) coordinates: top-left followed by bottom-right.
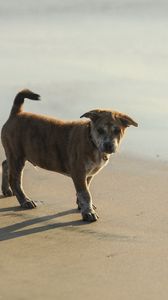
(1, 1), (168, 299)
(0, 148), (168, 300)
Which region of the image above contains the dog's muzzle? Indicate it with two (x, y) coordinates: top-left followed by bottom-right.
(103, 141), (117, 154)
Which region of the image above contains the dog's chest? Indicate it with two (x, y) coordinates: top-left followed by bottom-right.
(86, 153), (109, 176)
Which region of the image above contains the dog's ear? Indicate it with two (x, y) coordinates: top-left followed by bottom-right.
(80, 110), (101, 121)
(118, 114), (138, 128)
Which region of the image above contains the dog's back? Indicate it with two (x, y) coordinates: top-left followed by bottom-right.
(1, 90), (89, 174)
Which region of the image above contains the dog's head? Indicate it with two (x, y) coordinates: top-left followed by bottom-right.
(80, 109), (138, 154)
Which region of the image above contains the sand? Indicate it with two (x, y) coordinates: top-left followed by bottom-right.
(0, 151), (168, 300)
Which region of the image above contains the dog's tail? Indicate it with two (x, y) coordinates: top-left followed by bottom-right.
(10, 89), (40, 117)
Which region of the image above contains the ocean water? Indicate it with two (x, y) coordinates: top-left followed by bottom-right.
(0, 0), (168, 160)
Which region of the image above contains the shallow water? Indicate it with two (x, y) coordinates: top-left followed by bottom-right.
(0, 0), (168, 160)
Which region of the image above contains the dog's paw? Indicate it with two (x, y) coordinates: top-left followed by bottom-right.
(21, 200), (37, 209)
(2, 188), (13, 197)
(82, 211), (99, 222)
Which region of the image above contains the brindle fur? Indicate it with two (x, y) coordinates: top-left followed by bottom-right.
(1, 89), (138, 222)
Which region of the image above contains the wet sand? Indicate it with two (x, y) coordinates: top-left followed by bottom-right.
(0, 151), (168, 300)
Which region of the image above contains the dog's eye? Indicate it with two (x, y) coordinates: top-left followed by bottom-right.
(97, 128), (105, 135)
(113, 127), (121, 135)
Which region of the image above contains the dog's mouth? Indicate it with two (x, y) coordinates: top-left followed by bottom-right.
(105, 148), (116, 154)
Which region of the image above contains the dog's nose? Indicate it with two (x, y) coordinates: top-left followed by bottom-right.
(104, 142), (115, 154)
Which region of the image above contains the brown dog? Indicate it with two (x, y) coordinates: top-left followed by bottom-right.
(1, 89), (138, 222)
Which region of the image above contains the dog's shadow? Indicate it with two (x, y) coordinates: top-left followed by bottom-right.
(0, 199), (85, 241)
(0, 197), (137, 244)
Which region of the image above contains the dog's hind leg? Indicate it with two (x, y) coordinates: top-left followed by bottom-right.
(8, 157), (37, 209)
(1, 160), (13, 197)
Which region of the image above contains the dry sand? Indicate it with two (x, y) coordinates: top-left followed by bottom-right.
(0, 150), (168, 300)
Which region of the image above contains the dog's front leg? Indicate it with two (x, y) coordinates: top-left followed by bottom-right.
(72, 175), (98, 222)
(76, 176), (96, 210)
